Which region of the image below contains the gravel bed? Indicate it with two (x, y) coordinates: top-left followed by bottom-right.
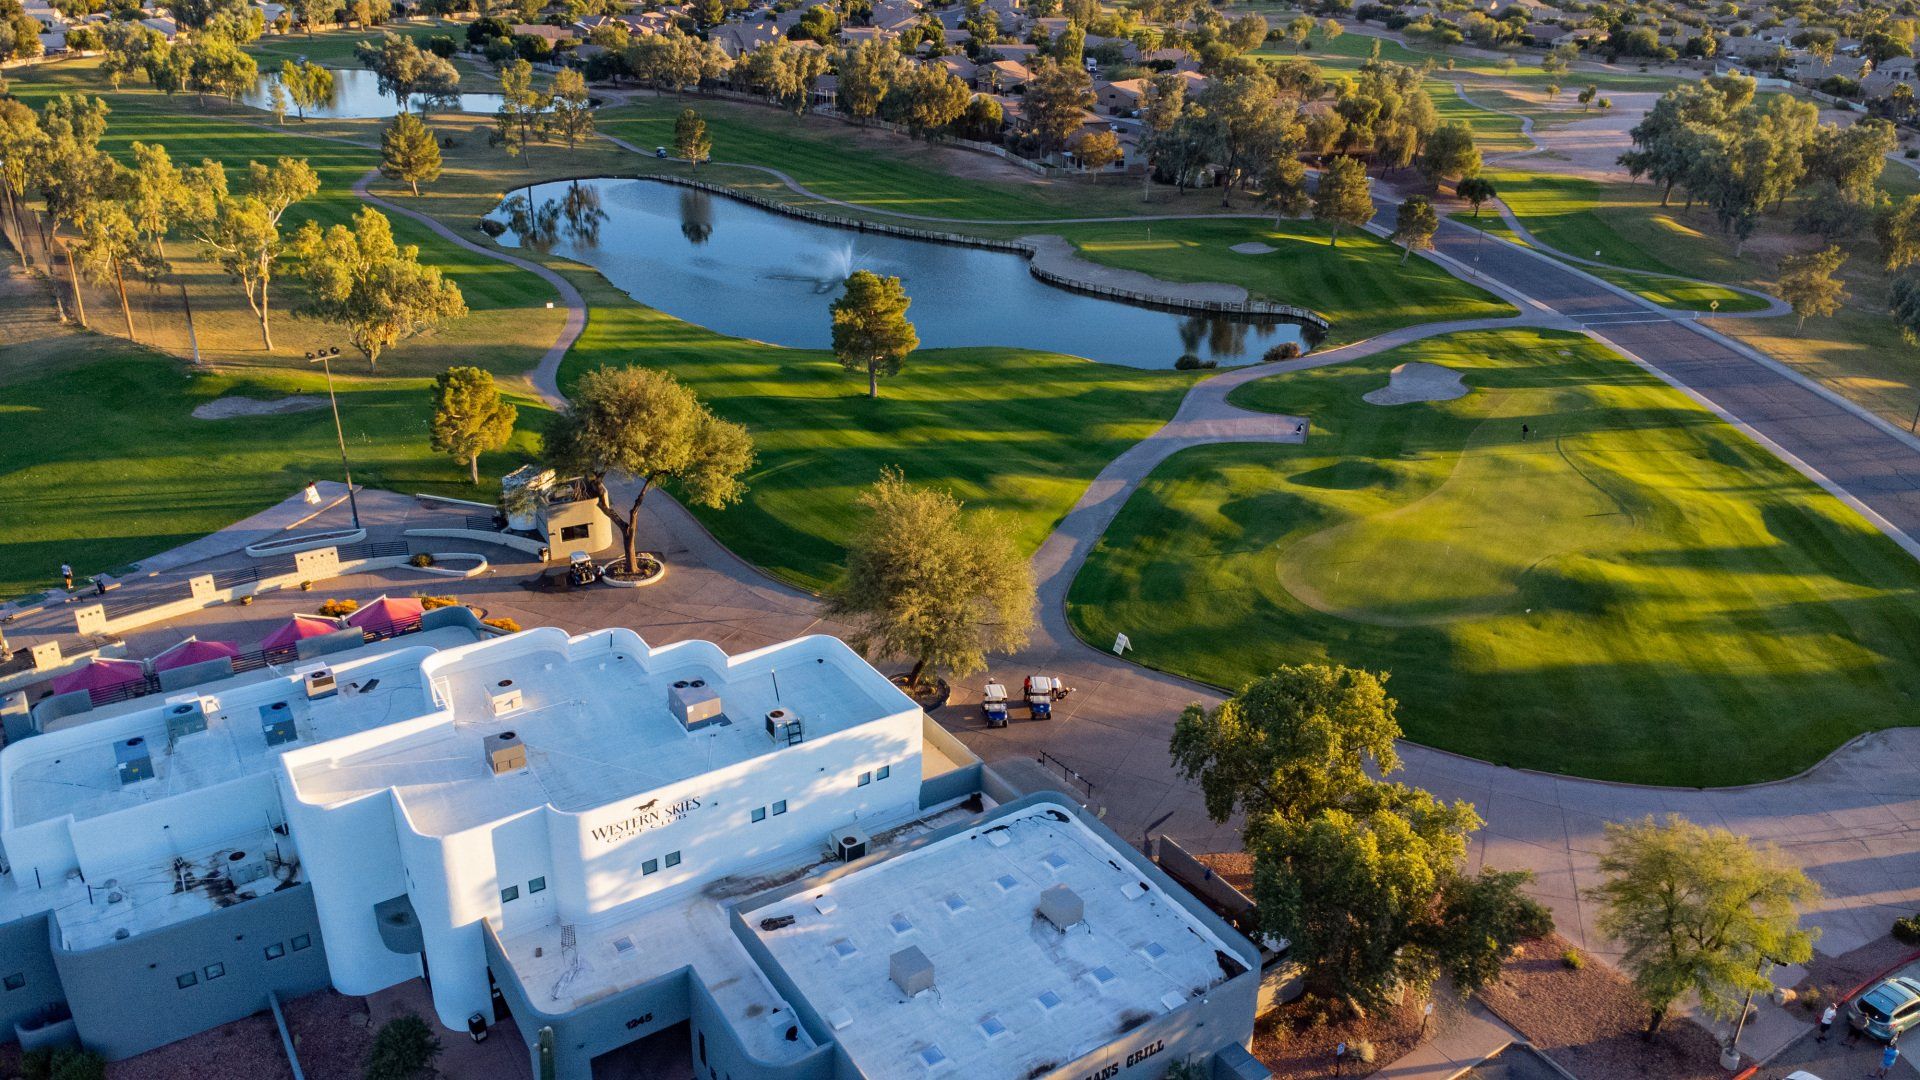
(104, 1008), (292, 1080)
(282, 988), (378, 1080)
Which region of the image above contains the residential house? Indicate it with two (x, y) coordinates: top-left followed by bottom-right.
(710, 18), (782, 56)
(981, 57), (1033, 90)
(1096, 77), (1147, 114)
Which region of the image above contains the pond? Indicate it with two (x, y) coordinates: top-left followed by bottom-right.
(485, 178), (1314, 369)
(240, 66), (507, 119)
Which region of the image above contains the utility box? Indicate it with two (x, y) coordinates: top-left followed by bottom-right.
(163, 694), (212, 740)
(669, 679), (724, 732)
(225, 849), (270, 888)
(300, 664), (337, 700)
(485, 730), (527, 776)
(889, 946), (935, 997)
(259, 701), (299, 748)
(490, 688), (524, 717)
(115, 737), (154, 786)
(1038, 885), (1084, 931)
(766, 708), (804, 747)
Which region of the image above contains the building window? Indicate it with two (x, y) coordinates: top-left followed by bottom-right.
(560, 523), (591, 542)
(204, 963), (226, 980)
(665, 850), (681, 868)
(876, 765), (891, 781)
(501, 885), (520, 903)
(751, 806), (767, 823)
(771, 800), (787, 816)
(2, 973), (23, 991)
(857, 771), (872, 787)
(529, 876), (547, 894)
(177, 972), (198, 990)
(264, 944), (286, 961)
(643, 858), (659, 875)
(291, 934), (312, 952)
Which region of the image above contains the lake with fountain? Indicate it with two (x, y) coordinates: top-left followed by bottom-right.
(240, 66), (507, 119)
(485, 178), (1315, 369)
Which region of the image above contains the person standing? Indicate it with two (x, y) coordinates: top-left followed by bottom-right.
(59, 563), (72, 590)
(1871, 1037), (1900, 1079)
(1818, 1001), (1838, 1042)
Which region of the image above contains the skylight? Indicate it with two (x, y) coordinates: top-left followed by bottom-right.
(830, 938), (858, 959)
(890, 913), (915, 935)
(1139, 941), (1168, 961)
(1036, 989), (1063, 1012)
(613, 936), (635, 954)
(1087, 965), (1117, 987)
(943, 893), (968, 914)
(1042, 853), (1069, 872)
(979, 1015), (1008, 1039)
(995, 874), (1019, 893)
(918, 1044), (948, 1068)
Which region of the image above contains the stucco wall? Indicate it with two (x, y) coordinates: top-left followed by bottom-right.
(0, 912), (64, 1043)
(51, 882), (330, 1061)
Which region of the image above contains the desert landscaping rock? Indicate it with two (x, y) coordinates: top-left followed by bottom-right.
(1229, 241), (1277, 254)
(192, 394), (328, 420)
(1363, 361), (1470, 405)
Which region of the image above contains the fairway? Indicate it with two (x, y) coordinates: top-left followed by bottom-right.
(1067, 328), (1920, 786)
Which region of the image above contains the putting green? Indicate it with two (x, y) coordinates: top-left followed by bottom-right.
(1067, 328), (1920, 786)
(1279, 390), (1636, 625)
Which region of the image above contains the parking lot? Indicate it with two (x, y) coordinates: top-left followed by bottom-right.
(1755, 957), (1920, 1080)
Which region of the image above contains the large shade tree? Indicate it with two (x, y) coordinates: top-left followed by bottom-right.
(289, 205), (466, 366)
(543, 366), (755, 574)
(830, 270), (918, 398)
(827, 469), (1035, 688)
(1588, 815), (1818, 1038)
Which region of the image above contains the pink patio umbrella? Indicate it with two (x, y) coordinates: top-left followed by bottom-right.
(260, 615), (342, 652)
(344, 595), (425, 637)
(51, 657), (148, 696)
(151, 638), (240, 672)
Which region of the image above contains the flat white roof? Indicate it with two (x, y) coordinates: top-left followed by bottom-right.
(3, 629), (479, 831)
(287, 631), (905, 835)
(747, 805), (1243, 1080)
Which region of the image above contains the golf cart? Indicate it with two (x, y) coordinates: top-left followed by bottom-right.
(983, 681), (1009, 727)
(567, 550), (600, 587)
(1024, 676), (1064, 719)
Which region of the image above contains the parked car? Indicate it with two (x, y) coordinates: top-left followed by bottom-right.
(1849, 976), (1920, 1040)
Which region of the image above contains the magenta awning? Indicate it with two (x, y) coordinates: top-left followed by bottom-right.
(51, 657), (148, 696)
(152, 638), (240, 672)
(344, 596), (424, 635)
(261, 615), (341, 652)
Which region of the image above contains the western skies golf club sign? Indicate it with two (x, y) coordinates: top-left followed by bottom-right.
(591, 796), (702, 846)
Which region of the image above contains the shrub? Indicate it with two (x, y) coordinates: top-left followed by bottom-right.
(1895, 913), (1920, 944)
(478, 218), (507, 237)
(414, 593), (460, 610)
(483, 616), (522, 633)
(1562, 948), (1584, 970)
(1173, 353), (1218, 370)
(23, 1048), (107, 1080)
(365, 1013), (441, 1080)
(1907, 148), (1919, 160)
(1263, 342), (1304, 362)
(425, 33), (457, 56)
(409, 553), (436, 568)
(317, 598), (359, 617)
(1353, 1039), (1376, 1064)
(1801, 985), (1826, 1011)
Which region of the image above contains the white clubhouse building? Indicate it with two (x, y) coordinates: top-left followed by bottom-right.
(0, 623), (1266, 1080)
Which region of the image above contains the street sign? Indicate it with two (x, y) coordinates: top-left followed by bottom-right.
(1113, 632), (1131, 655)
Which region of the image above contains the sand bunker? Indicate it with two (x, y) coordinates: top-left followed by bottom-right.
(192, 394), (328, 420)
(1363, 362), (1469, 406)
(1230, 241), (1278, 255)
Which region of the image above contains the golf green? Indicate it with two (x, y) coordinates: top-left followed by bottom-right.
(1067, 328), (1920, 786)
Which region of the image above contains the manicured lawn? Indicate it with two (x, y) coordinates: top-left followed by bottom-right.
(1050, 217), (1514, 343)
(0, 347), (542, 599)
(599, 98), (1186, 222)
(6, 61), (565, 377)
(1067, 327), (1920, 786)
(1429, 82), (1531, 156)
(557, 272), (1196, 592)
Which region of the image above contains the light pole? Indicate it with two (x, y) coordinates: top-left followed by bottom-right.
(306, 346), (361, 529)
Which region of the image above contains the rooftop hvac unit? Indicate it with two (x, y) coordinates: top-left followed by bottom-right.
(830, 826), (871, 863)
(490, 688), (524, 717)
(224, 849), (270, 888)
(299, 664), (337, 701)
(765, 708), (804, 747)
(260, 701), (300, 748)
(114, 736), (153, 786)
(163, 693), (213, 740)
(889, 946), (935, 997)
(485, 730), (527, 776)
(668, 678), (724, 732)
(1037, 884), (1085, 931)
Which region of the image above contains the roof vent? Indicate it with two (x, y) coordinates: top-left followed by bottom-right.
(485, 730), (527, 776)
(891, 945), (935, 997)
(260, 701), (298, 748)
(670, 678), (724, 732)
(1037, 884), (1083, 931)
(114, 736), (153, 786)
(163, 694), (212, 739)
